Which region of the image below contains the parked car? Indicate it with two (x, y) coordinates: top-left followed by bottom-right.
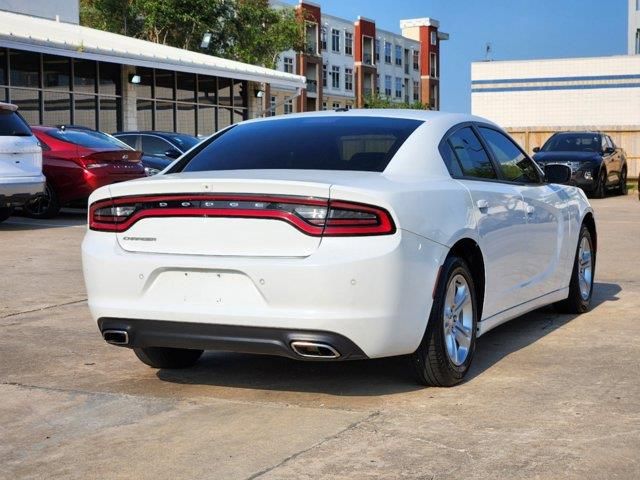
(0, 102), (45, 223)
(112, 131), (199, 176)
(83, 111), (596, 386)
(533, 131), (628, 198)
(26, 126), (145, 218)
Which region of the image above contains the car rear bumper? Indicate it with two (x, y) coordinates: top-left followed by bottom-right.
(82, 229), (448, 359)
(98, 318), (368, 361)
(0, 175), (45, 207)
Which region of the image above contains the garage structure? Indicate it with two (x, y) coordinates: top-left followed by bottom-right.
(0, 9), (305, 135)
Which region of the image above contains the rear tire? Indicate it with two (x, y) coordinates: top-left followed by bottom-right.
(0, 207), (13, 223)
(22, 183), (60, 219)
(554, 225), (595, 314)
(133, 347), (203, 369)
(412, 256), (478, 387)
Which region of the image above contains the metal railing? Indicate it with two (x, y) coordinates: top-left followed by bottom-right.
(363, 53), (373, 65)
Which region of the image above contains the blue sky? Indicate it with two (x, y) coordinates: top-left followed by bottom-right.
(282, 0), (628, 112)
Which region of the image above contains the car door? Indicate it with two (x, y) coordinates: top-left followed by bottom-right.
(477, 126), (571, 300)
(601, 135), (617, 185)
(606, 135), (623, 183)
(443, 125), (529, 319)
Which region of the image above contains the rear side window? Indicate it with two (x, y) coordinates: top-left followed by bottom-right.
(142, 136), (172, 156)
(0, 110), (32, 136)
(478, 127), (541, 183)
(46, 129), (133, 150)
(447, 127), (497, 179)
(180, 117), (422, 173)
(116, 135), (138, 149)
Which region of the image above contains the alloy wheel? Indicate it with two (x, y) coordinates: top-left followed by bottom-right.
(577, 236), (593, 301)
(443, 274), (474, 366)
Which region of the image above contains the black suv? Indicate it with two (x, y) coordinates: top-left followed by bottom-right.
(533, 132), (627, 198)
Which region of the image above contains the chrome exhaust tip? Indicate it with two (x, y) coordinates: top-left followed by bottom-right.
(102, 329), (129, 346)
(290, 341), (340, 359)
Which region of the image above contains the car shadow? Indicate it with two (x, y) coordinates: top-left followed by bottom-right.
(155, 282), (621, 395)
(0, 209), (86, 230)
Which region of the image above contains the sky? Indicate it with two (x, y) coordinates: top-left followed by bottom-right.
(282, 0), (628, 113)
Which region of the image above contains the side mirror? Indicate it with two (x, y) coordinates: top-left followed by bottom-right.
(544, 164), (572, 184)
(532, 147), (541, 153)
(604, 146), (615, 155)
(164, 148), (181, 159)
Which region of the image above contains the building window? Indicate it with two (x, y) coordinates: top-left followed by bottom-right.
(413, 50), (419, 70)
(431, 31), (437, 46)
(376, 74), (380, 93)
(384, 75), (392, 97)
(375, 39), (380, 62)
(284, 99), (293, 115)
(395, 45), (402, 66)
(345, 32), (353, 56)
(331, 28), (340, 53)
(332, 102), (340, 109)
(322, 64), (327, 87)
(345, 68), (353, 91)
(431, 85), (438, 109)
(321, 27), (327, 51)
(331, 66), (340, 89)
(283, 57), (293, 74)
(413, 80), (420, 101)
(637, 29), (640, 54)
(395, 77), (402, 98)
(269, 96), (276, 116)
(322, 101), (327, 110)
(384, 42), (392, 63)
(430, 52), (438, 77)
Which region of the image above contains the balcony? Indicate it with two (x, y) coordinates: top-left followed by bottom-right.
(307, 79), (318, 93)
(404, 65), (409, 75)
(364, 87), (372, 97)
(363, 53), (373, 66)
(305, 41), (318, 56)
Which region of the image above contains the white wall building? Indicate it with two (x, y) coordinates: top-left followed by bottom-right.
(629, 0), (640, 54)
(0, 0), (79, 23)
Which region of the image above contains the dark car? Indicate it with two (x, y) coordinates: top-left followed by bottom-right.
(533, 132), (628, 198)
(113, 131), (200, 176)
(25, 126), (145, 218)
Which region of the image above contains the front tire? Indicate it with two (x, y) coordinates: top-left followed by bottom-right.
(592, 170), (607, 199)
(0, 207), (13, 223)
(617, 167), (628, 195)
(412, 256), (478, 387)
(554, 225), (595, 314)
(133, 347), (203, 369)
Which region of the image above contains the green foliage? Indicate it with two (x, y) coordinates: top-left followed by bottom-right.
(79, 0), (304, 67)
(363, 92), (430, 110)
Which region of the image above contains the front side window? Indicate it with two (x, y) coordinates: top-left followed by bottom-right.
(180, 117), (423, 173)
(479, 127), (540, 183)
(446, 127), (497, 179)
(142, 135), (173, 156)
(345, 32), (353, 55)
(331, 29), (340, 53)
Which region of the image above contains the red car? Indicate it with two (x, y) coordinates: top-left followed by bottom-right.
(26, 126), (145, 218)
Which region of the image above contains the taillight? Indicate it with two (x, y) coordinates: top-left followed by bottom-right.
(89, 194), (395, 236)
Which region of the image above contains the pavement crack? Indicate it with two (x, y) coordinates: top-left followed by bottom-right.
(245, 410), (381, 480)
(0, 299), (87, 320)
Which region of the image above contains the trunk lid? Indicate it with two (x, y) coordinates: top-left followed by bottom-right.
(107, 172), (341, 257)
(0, 136), (42, 177)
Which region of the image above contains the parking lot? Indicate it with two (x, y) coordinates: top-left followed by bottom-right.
(1, 194), (639, 479)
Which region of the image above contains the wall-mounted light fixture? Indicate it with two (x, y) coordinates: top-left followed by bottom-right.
(128, 74), (141, 84)
(255, 90), (265, 98)
(201, 32), (212, 50)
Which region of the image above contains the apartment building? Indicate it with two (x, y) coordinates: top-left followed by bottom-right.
(269, 0), (448, 115)
(630, 0), (640, 54)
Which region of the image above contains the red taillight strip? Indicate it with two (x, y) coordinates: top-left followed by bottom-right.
(89, 194), (396, 236)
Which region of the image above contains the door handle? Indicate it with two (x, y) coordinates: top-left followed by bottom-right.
(476, 199), (489, 211)
(525, 204), (535, 215)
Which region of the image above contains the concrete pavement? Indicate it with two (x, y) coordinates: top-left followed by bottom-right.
(1, 196), (639, 479)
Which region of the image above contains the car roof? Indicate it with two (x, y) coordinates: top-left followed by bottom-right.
(114, 131), (192, 136)
(239, 109), (496, 131)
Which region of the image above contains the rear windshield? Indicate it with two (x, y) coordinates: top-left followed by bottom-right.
(0, 110), (32, 136)
(47, 129), (133, 150)
(541, 133), (601, 153)
(164, 133), (199, 151)
(180, 116), (422, 173)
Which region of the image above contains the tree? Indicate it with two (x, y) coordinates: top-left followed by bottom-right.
(79, 0), (304, 68)
(363, 92), (429, 110)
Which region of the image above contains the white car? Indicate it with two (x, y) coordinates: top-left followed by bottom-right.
(82, 110), (596, 386)
(0, 102), (45, 222)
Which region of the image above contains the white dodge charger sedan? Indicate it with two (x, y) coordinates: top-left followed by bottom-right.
(82, 110), (596, 386)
